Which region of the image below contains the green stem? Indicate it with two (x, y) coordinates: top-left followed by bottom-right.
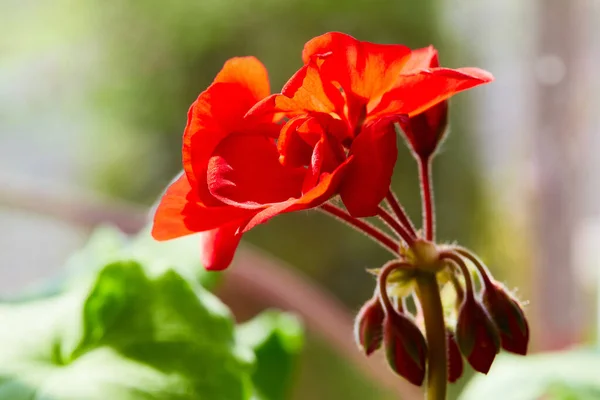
(416, 273), (447, 400)
(417, 155), (445, 399)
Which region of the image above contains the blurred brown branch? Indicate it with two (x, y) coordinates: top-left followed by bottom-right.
(0, 172), (420, 399)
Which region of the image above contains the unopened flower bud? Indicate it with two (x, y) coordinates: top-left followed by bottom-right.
(399, 101), (448, 160)
(383, 310), (428, 386)
(483, 281), (529, 355)
(456, 296), (500, 374)
(354, 295), (385, 356)
(447, 330), (463, 383)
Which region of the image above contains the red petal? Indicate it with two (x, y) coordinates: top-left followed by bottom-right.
(250, 63), (344, 120)
(151, 174), (252, 240)
(277, 116), (319, 168)
(371, 67), (494, 118)
(278, 115), (347, 191)
(207, 134), (305, 208)
(241, 198), (297, 232)
(182, 57), (272, 203)
(199, 219), (246, 271)
(214, 56), (270, 100)
(340, 121), (398, 217)
(283, 62), (346, 115)
(241, 156), (351, 233)
(298, 155), (351, 208)
(402, 45), (439, 71)
(302, 131), (346, 192)
(302, 32), (412, 111)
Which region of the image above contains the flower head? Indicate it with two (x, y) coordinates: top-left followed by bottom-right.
(149, 32), (524, 396)
(152, 57), (349, 270)
(251, 32), (493, 217)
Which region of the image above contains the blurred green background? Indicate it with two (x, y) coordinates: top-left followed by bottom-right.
(1, 0), (599, 399)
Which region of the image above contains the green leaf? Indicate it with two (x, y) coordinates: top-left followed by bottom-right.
(460, 350), (600, 400)
(236, 311), (304, 400)
(63, 225), (221, 291)
(545, 381), (600, 400)
(127, 226), (222, 289)
(0, 261), (255, 400)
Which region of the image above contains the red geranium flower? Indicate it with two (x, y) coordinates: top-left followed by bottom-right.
(151, 33), (494, 271)
(250, 32), (493, 217)
(151, 57), (350, 270)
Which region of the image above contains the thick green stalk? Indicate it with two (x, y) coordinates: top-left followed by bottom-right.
(417, 155), (446, 399)
(416, 273), (447, 400)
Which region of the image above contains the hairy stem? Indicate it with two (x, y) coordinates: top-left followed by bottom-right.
(419, 158), (435, 241)
(385, 190), (418, 237)
(453, 247), (494, 288)
(320, 203), (399, 254)
(378, 261), (405, 312)
(377, 206), (415, 247)
(440, 251), (475, 300)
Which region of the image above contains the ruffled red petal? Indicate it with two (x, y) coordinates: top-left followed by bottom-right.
(302, 32), (412, 111)
(199, 219), (247, 271)
(402, 45), (439, 71)
(214, 56), (270, 100)
(207, 134), (305, 208)
(370, 67), (494, 118)
(182, 57), (273, 204)
(277, 116), (320, 168)
(248, 62), (344, 120)
(151, 173), (252, 240)
(241, 156), (351, 233)
(339, 120), (399, 217)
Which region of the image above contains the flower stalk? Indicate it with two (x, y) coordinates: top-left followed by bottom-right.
(320, 203), (399, 254)
(416, 273), (447, 400)
(418, 157), (435, 242)
(377, 206), (416, 247)
(415, 155), (446, 399)
(386, 190), (417, 238)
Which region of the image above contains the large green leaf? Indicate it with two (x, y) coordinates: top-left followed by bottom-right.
(236, 311), (304, 400)
(64, 225), (221, 291)
(0, 261), (255, 400)
(460, 350), (600, 400)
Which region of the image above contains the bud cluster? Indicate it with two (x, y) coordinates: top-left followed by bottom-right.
(353, 246), (529, 386)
